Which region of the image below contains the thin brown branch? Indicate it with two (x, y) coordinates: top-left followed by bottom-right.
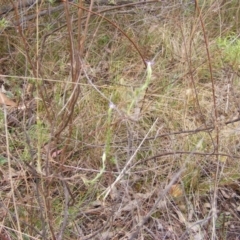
(63, 0), (147, 67)
(139, 151), (240, 165)
(56, 179), (70, 240)
(128, 169), (184, 240)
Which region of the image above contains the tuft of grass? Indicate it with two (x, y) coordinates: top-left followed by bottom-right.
(217, 34), (240, 68)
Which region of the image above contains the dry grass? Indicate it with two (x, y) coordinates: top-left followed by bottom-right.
(0, 0), (240, 239)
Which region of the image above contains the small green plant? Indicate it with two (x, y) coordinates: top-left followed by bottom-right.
(48, 0), (57, 4)
(217, 34), (240, 67)
(0, 18), (9, 31)
(127, 61), (152, 115)
(84, 103), (114, 185)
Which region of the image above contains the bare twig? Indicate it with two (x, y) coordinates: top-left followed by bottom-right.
(101, 118), (159, 201)
(1, 86), (22, 240)
(194, 2), (220, 238)
(128, 169), (184, 240)
(56, 179), (70, 240)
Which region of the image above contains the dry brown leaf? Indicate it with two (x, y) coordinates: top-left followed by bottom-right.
(0, 92), (17, 107)
(169, 184), (183, 198)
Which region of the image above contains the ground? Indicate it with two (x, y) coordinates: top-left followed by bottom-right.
(0, 0), (240, 239)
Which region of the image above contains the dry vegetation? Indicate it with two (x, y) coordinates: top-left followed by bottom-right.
(0, 0), (240, 239)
